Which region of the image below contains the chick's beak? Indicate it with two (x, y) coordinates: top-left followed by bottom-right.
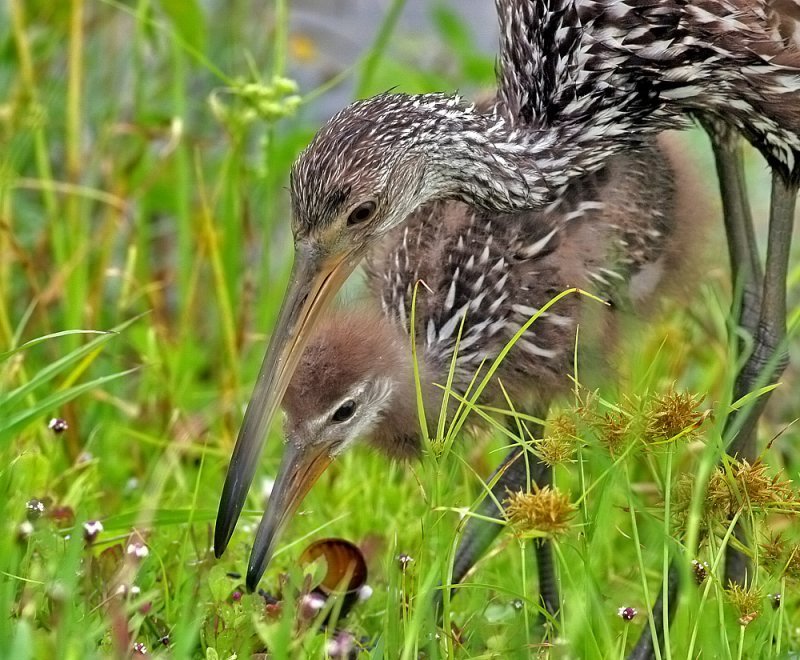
(246, 441), (332, 591)
(214, 241), (358, 559)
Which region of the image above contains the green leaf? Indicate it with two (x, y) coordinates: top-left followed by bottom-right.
(0, 331), (117, 411)
(157, 0), (206, 53)
(99, 507), (261, 532)
(0, 314), (143, 412)
(8, 620), (32, 660)
(431, 4), (474, 55)
(8, 453), (52, 496)
(0, 330), (110, 362)
(430, 4), (494, 84)
(0, 368), (137, 443)
(207, 564), (231, 603)
(729, 383), (781, 411)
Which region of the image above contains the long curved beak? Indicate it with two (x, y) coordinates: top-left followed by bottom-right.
(246, 441), (332, 591)
(214, 241), (358, 559)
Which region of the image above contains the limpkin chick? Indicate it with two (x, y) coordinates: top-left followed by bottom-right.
(247, 133), (707, 592)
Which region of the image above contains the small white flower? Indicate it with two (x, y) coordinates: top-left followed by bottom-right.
(127, 542), (149, 559)
(326, 631), (355, 658)
(83, 520), (104, 542)
(302, 593), (326, 611)
(116, 583), (141, 598)
(26, 499), (45, 518)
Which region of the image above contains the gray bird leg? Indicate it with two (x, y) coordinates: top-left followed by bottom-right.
(724, 174), (796, 456)
(703, 121), (764, 587)
(724, 174), (796, 586)
(436, 419), (560, 620)
(629, 125), (761, 658)
(704, 120), (762, 335)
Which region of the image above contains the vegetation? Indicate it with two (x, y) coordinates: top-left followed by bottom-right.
(1, 0), (798, 657)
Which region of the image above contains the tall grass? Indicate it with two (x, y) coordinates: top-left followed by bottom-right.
(0, 0), (798, 657)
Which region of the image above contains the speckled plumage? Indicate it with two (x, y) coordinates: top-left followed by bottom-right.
(284, 134), (696, 458)
(289, 1), (800, 245)
(498, 0), (800, 175)
(573, 1), (800, 175)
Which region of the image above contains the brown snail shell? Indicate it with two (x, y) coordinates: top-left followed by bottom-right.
(299, 538), (367, 595)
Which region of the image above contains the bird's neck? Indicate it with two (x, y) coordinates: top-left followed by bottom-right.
(418, 97), (665, 213)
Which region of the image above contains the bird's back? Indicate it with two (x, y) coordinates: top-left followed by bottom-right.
(366, 134), (703, 406)
(494, 0), (800, 178)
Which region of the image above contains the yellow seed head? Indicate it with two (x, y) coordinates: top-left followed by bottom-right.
(725, 582), (762, 627)
(784, 545), (800, 581)
(728, 460), (795, 512)
(644, 387), (709, 443)
(535, 414), (578, 465)
(504, 485), (576, 538)
(760, 533), (787, 570)
(595, 411), (631, 454)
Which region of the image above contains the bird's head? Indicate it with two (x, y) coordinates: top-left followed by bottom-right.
(244, 309), (415, 590)
(289, 93), (456, 250)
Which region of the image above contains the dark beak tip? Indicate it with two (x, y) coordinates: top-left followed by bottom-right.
(213, 521), (233, 558)
(245, 567), (261, 593)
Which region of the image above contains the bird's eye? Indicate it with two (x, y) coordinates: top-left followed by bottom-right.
(331, 399), (357, 422)
(347, 201), (376, 225)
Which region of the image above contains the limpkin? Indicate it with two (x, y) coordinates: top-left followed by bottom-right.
(215, 0), (799, 637)
(246, 133), (702, 614)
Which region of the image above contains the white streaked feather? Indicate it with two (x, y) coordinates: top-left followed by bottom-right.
(437, 303), (470, 342)
(518, 226), (558, 258)
(516, 338), (559, 359)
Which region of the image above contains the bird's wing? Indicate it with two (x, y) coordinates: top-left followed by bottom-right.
(495, 0), (583, 127)
(574, 0), (800, 176)
(496, 0), (800, 176)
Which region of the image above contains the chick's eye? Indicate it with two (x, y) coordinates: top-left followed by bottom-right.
(332, 399), (357, 422)
(347, 201), (376, 225)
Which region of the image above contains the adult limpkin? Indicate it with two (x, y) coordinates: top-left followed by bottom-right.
(246, 133), (701, 615)
(216, 0), (799, 630)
